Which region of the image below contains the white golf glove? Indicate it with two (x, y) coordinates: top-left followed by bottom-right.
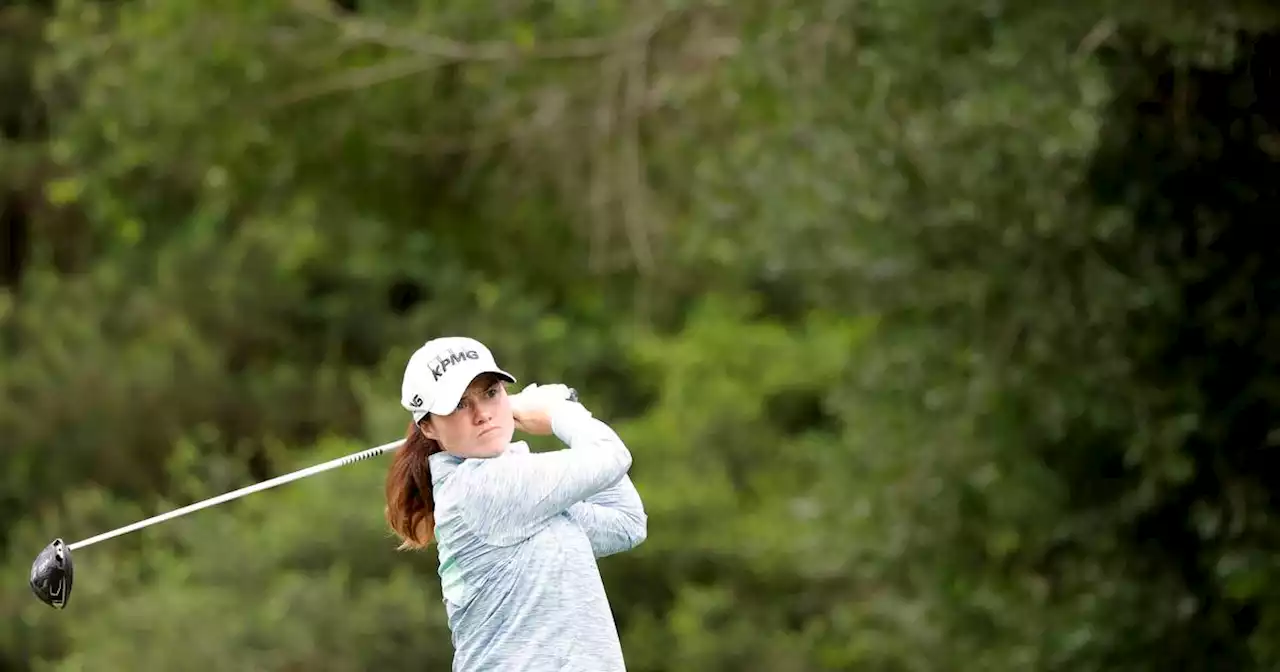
(510, 383), (591, 418)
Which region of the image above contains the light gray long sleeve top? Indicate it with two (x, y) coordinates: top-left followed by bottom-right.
(428, 403), (647, 671)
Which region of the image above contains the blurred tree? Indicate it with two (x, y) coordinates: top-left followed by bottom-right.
(4, 0), (1280, 669)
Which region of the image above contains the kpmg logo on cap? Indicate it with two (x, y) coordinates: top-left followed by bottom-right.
(430, 350), (480, 381)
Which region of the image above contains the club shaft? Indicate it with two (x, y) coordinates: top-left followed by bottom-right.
(68, 439), (404, 551)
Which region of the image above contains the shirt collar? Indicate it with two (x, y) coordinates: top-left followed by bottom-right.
(428, 440), (529, 485)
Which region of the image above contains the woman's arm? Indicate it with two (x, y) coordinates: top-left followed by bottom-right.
(566, 473), (647, 557)
(461, 403), (636, 546)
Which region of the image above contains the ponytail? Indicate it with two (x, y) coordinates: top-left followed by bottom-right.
(385, 419), (442, 550)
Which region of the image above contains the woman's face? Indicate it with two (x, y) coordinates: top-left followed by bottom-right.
(421, 373), (515, 458)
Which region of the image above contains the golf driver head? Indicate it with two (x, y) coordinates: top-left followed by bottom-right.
(30, 538), (73, 609)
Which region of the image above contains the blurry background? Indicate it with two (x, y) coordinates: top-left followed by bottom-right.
(3, 0), (1280, 669)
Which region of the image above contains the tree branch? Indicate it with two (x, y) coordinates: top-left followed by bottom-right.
(267, 56), (450, 107)
(290, 0), (668, 62)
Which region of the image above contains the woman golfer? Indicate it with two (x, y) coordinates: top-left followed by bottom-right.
(384, 336), (647, 671)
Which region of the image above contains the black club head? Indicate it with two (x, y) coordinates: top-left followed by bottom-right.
(30, 538), (73, 610)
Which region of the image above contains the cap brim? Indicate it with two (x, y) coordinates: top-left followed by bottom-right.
(424, 366), (517, 417)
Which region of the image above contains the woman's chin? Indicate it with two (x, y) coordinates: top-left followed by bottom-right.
(475, 433), (513, 457)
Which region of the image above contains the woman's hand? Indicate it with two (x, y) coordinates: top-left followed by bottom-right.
(510, 383), (577, 436)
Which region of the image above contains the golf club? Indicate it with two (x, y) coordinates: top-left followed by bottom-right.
(29, 387), (576, 610)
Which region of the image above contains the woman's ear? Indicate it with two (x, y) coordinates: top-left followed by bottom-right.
(418, 418), (439, 441)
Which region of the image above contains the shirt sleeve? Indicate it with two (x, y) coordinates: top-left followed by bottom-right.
(566, 473), (648, 557)
(461, 403), (636, 547)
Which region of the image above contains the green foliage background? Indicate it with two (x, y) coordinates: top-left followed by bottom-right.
(4, 0), (1280, 669)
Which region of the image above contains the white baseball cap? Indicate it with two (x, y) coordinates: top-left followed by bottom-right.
(400, 336), (517, 422)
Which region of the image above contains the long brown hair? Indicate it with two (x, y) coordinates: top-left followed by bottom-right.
(384, 418), (443, 550)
